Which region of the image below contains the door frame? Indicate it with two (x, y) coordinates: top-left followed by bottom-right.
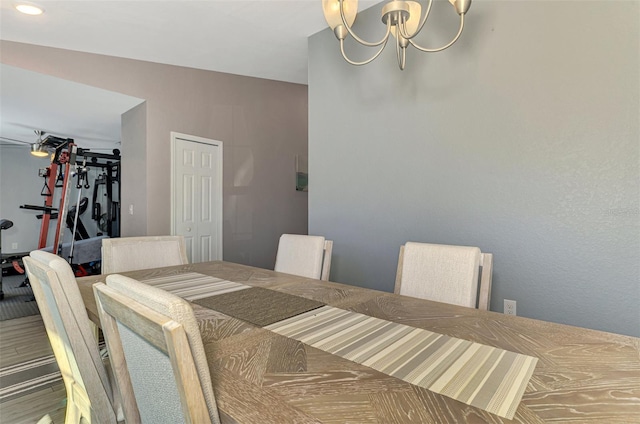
(170, 131), (223, 260)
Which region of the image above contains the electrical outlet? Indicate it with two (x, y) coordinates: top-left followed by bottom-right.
(11, 242), (18, 250)
(504, 299), (517, 316)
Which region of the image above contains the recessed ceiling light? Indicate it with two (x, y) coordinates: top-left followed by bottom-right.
(15, 2), (45, 16)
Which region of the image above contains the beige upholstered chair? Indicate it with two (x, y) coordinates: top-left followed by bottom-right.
(23, 250), (121, 424)
(101, 235), (189, 274)
(274, 234), (333, 281)
(94, 274), (220, 424)
(394, 242), (493, 310)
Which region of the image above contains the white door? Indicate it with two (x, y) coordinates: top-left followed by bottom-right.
(171, 132), (223, 263)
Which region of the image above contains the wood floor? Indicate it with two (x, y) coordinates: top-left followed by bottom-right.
(0, 315), (66, 423)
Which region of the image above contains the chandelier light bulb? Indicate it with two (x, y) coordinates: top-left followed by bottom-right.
(322, 0), (357, 31)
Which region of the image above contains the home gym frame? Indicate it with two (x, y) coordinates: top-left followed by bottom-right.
(20, 136), (121, 259)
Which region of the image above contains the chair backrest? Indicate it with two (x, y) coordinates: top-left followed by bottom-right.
(94, 274), (220, 424)
(101, 235), (189, 274)
(274, 234), (333, 281)
(394, 242), (493, 310)
(23, 250), (118, 424)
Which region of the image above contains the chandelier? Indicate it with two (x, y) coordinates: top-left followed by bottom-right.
(322, 0), (471, 70)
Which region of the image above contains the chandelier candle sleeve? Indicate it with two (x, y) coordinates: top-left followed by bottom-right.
(321, 0), (472, 70)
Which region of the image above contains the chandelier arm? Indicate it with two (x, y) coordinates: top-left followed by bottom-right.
(339, 36), (390, 66)
(398, 18), (408, 40)
(398, 0), (434, 40)
(396, 36), (406, 70)
(340, 0), (392, 47)
(409, 13), (465, 52)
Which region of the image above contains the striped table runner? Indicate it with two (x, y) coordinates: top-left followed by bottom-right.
(141, 272), (249, 301)
(266, 305), (538, 419)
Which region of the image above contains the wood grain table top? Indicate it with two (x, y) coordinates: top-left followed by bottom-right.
(77, 261), (640, 423)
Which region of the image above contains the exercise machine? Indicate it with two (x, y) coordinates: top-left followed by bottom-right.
(0, 219), (14, 300)
(19, 135), (121, 274)
(20, 136), (76, 252)
(91, 162), (121, 238)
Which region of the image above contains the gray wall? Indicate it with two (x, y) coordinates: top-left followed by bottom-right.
(0, 144), (49, 253)
(309, 1), (639, 336)
(121, 101), (148, 237)
(1, 41), (309, 269)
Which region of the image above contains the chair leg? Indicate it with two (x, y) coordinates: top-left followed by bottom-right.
(64, 400), (81, 424)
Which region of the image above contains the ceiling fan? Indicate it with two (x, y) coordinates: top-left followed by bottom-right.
(0, 130), (68, 157)
(0, 131), (39, 147)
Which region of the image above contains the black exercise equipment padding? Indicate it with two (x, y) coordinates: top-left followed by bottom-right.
(66, 197), (90, 241)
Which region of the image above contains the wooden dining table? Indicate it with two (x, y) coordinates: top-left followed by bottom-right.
(76, 260), (640, 423)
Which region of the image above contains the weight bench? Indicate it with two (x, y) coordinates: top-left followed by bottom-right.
(41, 235), (108, 270)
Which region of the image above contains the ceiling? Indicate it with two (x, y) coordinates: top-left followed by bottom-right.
(0, 0), (378, 150)
(1, 63), (144, 151)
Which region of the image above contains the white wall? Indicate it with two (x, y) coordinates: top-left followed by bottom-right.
(309, 1), (639, 336)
